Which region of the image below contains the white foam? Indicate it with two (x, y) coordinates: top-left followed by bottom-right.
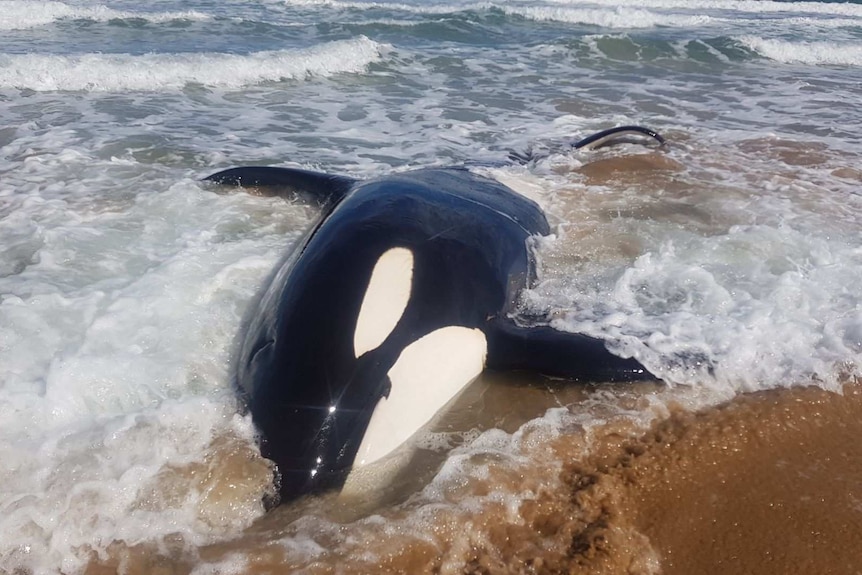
(500, 6), (712, 28)
(518, 179), (862, 394)
(738, 36), (862, 66)
(0, 177), (315, 571)
(505, 6), (860, 30)
(0, 0), (210, 30)
(0, 401), (270, 573)
(776, 16), (862, 30)
(0, 37), (385, 92)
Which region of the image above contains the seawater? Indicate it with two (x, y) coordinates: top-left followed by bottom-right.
(0, 0), (860, 572)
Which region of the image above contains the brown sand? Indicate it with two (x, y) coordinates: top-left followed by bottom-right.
(618, 384), (862, 575)
(466, 382), (862, 575)
(79, 381), (862, 575)
(530, 382), (862, 575)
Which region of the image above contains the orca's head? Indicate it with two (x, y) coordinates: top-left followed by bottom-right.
(242, 246), (489, 504)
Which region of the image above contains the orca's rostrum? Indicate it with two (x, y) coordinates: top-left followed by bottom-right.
(204, 126), (663, 505)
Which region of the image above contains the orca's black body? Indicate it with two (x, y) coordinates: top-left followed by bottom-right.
(206, 128), (661, 505)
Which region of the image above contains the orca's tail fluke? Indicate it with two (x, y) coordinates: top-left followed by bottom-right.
(508, 124), (666, 164)
(485, 318), (656, 383)
(571, 125), (666, 150)
(203, 166), (356, 208)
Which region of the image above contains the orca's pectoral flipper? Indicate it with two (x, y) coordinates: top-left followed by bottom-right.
(485, 318), (655, 383)
(203, 166), (356, 207)
(572, 126), (666, 151)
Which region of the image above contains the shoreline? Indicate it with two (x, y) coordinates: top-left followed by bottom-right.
(79, 380), (862, 574)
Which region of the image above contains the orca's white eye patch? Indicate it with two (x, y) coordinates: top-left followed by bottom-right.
(353, 326), (487, 467)
(353, 247), (414, 358)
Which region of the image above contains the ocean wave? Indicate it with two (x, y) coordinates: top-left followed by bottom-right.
(282, 0), (862, 19)
(284, 0), (700, 30)
(739, 36), (862, 66)
(0, 36), (385, 92)
(280, 0), (490, 13)
(542, 0), (862, 18)
(0, 0), (209, 30)
(280, 0), (862, 31)
(500, 6), (712, 29)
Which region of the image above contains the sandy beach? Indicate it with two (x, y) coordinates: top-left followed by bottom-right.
(621, 383), (862, 575)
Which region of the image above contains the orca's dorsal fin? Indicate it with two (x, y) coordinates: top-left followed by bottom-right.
(485, 317), (655, 383)
(203, 166), (356, 207)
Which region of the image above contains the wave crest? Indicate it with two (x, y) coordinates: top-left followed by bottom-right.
(739, 36), (862, 66)
(0, 0), (209, 30)
(0, 37), (385, 92)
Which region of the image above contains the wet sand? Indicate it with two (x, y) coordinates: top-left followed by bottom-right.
(79, 380), (862, 575)
(618, 383), (862, 575)
(459, 381), (862, 575)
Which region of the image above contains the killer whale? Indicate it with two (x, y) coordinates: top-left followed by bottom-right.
(205, 127), (661, 505)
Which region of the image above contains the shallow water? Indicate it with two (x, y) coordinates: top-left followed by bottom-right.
(1, 0), (861, 572)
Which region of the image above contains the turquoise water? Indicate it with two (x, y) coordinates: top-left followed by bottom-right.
(0, 0), (860, 571)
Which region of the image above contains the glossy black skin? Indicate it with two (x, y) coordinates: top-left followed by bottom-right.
(206, 166), (654, 504)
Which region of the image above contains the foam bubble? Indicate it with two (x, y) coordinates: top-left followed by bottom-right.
(0, 36), (385, 92)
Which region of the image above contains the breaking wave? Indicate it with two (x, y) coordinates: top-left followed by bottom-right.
(738, 36), (862, 66)
(0, 37), (385, 92)
(0, 0), (209, 30)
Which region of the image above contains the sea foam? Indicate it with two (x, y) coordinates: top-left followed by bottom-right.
(0, 177), (317, 571)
